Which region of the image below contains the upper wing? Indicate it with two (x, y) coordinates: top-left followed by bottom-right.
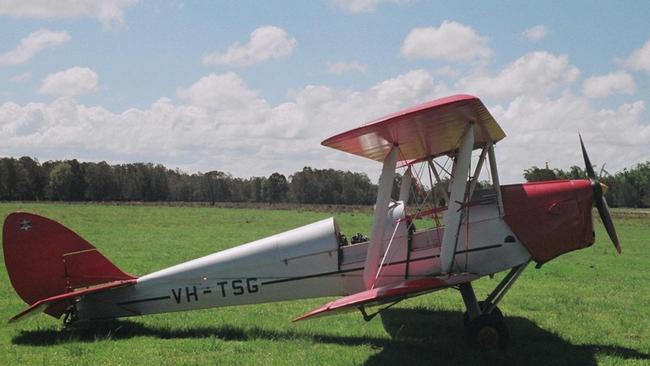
(321, 94), (504, 163)
(294, 273), (478, 322)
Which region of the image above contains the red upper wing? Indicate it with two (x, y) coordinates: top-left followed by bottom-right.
(321, 94), (505, 163)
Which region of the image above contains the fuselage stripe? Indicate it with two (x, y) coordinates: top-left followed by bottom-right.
(117, 295), (171, 306)
(260, 244), (502, 285)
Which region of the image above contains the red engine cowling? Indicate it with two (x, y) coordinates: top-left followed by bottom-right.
(501, 179), (595, 263)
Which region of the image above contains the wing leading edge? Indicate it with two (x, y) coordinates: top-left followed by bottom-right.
(294, 273), (478, 322)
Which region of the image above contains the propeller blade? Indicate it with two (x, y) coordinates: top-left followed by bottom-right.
(579, 134), (596, 180)
(595, 195), (622, 254)
(579, 135), (621, 254)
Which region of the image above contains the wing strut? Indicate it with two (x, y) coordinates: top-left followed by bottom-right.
(440, 124), (474, 274)
(398, 166), (412, 203)
(363, 146), (399, 289)
(428, 159), (450, 203)
(487, 142), (504, 216)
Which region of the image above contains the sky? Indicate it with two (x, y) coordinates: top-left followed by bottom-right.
(1, 0), (650, 183)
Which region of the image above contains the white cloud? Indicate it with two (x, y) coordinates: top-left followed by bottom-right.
(203, 26), (297, 67)
(177, 72), (262, 110)
(0, 29), (70, 66)
(583, 71), (636, 98)
(521, 25), (548, 41)
(0, 70), (451, 179)
(331, 0), (404, 13)
(457, 51), (580, 100)
(625, 39), (650, 73)
(1, 59), (648, 185)
(401, 21), (492, 62)
(326, 61), (368, 75)
(38, 67), (99, 97)
(492, 94), (650, 183)
(10, 72), (31, 83)
(0, 0), (138, 29)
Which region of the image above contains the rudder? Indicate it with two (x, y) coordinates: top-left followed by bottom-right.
(3, 212), (136, 317)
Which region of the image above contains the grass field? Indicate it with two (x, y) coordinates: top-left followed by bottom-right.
(1, 203), (649, 365)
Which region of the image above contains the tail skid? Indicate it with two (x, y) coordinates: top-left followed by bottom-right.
(3, 212), (137, 322)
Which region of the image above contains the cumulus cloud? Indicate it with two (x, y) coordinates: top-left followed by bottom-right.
(457, 51), (580, 100)
(624, 39), (650, 73)
(0, 29), (70, 66)
(326, 61), (368, 75)
(492, 94), (649, 183)
(521, 25), (548, 41)
(1, 55), (648, 184)
(401, 21), (492, 62)
(203, 26), (297, 67)
(0, 69), (451, 179)
(583, 71), (636, 98)
(0, 0), (138, 29)
(331, 0), (404, 13)
(38, 67), (99, 97)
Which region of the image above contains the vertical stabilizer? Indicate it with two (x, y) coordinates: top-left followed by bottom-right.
(3, 212), (136, 318)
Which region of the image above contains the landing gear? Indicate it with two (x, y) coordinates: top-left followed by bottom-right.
(466, 308), (508, 350)
(463, 301), (503, 326)
(459, 262), (529, 350)
(62, 305), (79, 328)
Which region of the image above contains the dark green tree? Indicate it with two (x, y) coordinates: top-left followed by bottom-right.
(48, 162), (75, 200)
(265, 173), (289, 203)
(523, 165), (557, 182)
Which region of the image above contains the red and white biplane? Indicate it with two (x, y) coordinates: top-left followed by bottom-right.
(3, 94), (620, 349)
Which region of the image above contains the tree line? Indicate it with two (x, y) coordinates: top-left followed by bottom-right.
(0, 157), (378, 205)
(523, 162), (650, 208)
(1, 156), (648, 207)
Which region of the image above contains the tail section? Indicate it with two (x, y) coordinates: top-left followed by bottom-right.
(3, 212), (137, 321)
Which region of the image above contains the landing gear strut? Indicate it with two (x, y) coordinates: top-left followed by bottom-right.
(62, 304), (79, 328)
(459, 262), (528, 350)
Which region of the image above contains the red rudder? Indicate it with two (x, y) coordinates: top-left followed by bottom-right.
(2, 212), (136, 314)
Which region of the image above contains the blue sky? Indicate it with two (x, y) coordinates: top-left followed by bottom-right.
(1, 0), (649, 183)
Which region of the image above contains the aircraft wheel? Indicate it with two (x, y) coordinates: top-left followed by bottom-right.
(463, 301), (503, 326)
(466, 313), (509, 350)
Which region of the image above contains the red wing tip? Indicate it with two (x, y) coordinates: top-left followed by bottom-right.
(292, 314), (310, 322)
(293, 303), (332, 322)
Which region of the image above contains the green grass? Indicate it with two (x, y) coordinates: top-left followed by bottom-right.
(1, 203), (648, 365)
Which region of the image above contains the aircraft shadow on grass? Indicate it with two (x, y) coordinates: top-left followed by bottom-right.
(13, 308), (648, 366)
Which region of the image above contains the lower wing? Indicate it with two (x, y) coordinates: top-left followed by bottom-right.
(294, 273), (478, 322)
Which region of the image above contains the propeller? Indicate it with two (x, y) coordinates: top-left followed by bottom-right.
(579, 135), (621, 254)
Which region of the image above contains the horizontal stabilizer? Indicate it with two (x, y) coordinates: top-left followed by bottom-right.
(9, 279), (137, 323)
(294, 273), (477, 322)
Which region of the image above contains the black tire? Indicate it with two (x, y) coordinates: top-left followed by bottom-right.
(466, 313), (509, 350)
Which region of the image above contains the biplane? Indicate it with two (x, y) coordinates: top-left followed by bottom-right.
(3, 94), (620, 349)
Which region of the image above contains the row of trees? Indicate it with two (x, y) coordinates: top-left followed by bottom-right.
(0, 157), (379, 205)
(523, 162), (650, 207)
(2, 156), (649, 207)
